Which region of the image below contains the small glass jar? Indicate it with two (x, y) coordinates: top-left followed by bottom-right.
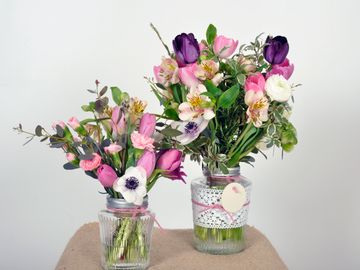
(191, 166), (252, 255)
(98, 196), (154, 270)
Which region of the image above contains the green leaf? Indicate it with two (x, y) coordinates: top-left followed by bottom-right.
(206, 24), (217, 45)
(164, 108), (180, 120)
(81, 101), (95, 112)
(204, 80), (222, 97)
(218, 84), (240, 109)
(267, 124), (276, 137)
(219, 163), (229, 174)
(161, 127), (183, 137)
(236, 74), (246, 85)
(110, 86), (122, 105)
(170, 84), (183, 104)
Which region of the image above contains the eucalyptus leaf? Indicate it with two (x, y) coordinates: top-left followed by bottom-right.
(155, 83), (166, 90)
(63, 162), (79, 170)
(79, 152), (94, 160)
(161, 127), (183, 137)
(56, 125), (64, 137)
(99, 86), (108, 97)
(35, 125), (43, 137)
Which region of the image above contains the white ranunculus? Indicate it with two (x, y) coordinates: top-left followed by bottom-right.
(265, 74), (292, 102)
(113, 166), (147, 205)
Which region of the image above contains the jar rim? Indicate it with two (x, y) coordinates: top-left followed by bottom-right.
(106, 196), (148, 209)
(202, 165), (240, 177)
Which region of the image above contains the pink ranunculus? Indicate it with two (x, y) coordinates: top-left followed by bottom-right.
(130, 131), (155, 151)
(68, 117), (80, 130)
(157, 149), (186, 182)
(137, 150), (156, 178)
(213, 35), (238, 58)
(66, 153), (76, 162)
(139, 113), (156, 137)
(266, 58), (294, 80)
(51, 120), (66, 131)
(104, 143), (122, 154)
(244, 72), (266, 93)
(79, 153), (102, 171)
(178, 63), (199, 88)
(111, 106), (126, 137)
(97, 164), (118, 187)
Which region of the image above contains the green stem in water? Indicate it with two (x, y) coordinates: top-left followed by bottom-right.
(228, 123), (253, 158)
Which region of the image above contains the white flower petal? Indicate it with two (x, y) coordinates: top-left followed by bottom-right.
(122, 190), (136, 203)
(203, 109), (215, 120)
(133, 195), (144, 206)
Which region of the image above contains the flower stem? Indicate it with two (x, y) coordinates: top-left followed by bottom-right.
(228, 123), (252, 158)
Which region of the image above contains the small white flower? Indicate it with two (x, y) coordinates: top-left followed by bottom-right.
(265, 74), (292, 102)
(171, 117), (209, 145)
(113, 166), (147, 205)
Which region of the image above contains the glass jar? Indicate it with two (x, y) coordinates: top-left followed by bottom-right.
(191, 166), (252, 255)
(98, 196), (154, 270)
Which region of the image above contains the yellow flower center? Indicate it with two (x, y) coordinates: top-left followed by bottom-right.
(131, 99), (146, 114)
(252, 99), (267, 110)
(189, 95), (202, 107)
(202, 63), (213, 74)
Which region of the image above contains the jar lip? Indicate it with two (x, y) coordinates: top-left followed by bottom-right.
(106, 196), (148, 209)
(202, 164), (240, 177)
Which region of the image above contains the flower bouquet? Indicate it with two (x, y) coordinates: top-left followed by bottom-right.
(15, 81), (185, 269)
(148, 24), (300, 254)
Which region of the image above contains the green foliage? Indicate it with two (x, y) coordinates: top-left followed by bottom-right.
(111, 86), (122, 105)
(218, 84), (240, 109)
(206, 24), (217, 45)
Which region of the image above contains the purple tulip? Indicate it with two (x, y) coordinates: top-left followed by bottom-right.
(137, 150), (156, 178)
(139, 113), (156, 137)
(172, 33), (200, 67)
(264, 36), (289, 65)
(157, 149), (186, 182)
(97, 164), (118, 187)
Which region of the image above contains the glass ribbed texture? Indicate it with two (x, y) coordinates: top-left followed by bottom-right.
(98, 206), (154, 270)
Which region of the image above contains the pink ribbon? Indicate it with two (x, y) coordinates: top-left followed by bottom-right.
(107, 207), (164, 231)
(191, 199), (250, 224)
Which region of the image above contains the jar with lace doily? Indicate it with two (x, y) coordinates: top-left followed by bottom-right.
(191, 166), (252, 254)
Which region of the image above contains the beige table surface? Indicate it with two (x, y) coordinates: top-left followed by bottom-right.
(56, 223), (287, 270)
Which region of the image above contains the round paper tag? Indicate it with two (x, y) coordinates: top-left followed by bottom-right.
(220, 183), (246, 213)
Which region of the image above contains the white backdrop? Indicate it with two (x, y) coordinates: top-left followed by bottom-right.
(1, 0), (360, 269)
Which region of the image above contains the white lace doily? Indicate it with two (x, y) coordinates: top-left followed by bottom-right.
(191, 183), (251, 229)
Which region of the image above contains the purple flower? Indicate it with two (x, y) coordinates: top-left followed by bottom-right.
(157, 149), (186, 182)
(172, 33), (200, 67)
(264, 36), (289, 65)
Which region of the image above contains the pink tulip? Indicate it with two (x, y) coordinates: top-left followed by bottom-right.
(104, 143), (122, 154)
(139, 113), (156, 137)
(213, 35), (238, 58)
(97, 164), (118, 187)
(66, 153), (76, 162)
(68, 117), (80, 130)
(266, 58), (294, 80)
(157, 149), (186, 182)
(111, 106), (126, 137)
(137, 150), (156, 178)
(79, 153), (102, 171)
(244, 72), (266, 93)
(178, 63), (199, 88)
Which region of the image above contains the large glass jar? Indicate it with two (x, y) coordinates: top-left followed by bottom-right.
(98, 196), (154, 270)
(191, 166), (252, 255)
